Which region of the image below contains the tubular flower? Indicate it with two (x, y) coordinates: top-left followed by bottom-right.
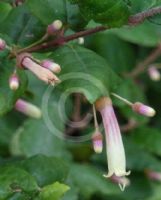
(132, 102), (156, 117)
(148, 66), (161, 81)
(92, 131), (103, 154)
(110, 175), (130, 191)
(17, 53), (60, 85)
(95, 97), (130, 178)
(15, 99), (42, 118)
(41, 60), (61, 73)
(9, 73), (19, 91)
(0, 38), (6, 51)
(145, 170), (161, 182)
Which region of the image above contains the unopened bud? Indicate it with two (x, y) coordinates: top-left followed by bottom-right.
(132, 102), (156, 117)
(0, 38), (6, 51)
(15, 0), (24, 6)
(78, 37), (84, 45)
(15, 99), (42, 118)
(41, 60), (61, 73)
(9, 73), (19, 91)
(47, 20), (63, 35)
(110, 175), (130, 191)
(92, 132), (103, 154)
(145, 170), (161, 182)
(148, 66), (161, 81)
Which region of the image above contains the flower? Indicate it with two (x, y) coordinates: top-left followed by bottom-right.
(148, 66), (161, 81)
(0, 38), (6, 51)
(15, 99), (42, 118)
(132, 102), (156, 117)
(9, 73), (19, 91)
(92, 131), (103, 154)
(17, 53), (60, 85)
(47, 20), (63, 35)
(145, 169), (161, 182)
(110, 175), (130, 191)
(96, 97), (130, 178)
(41, 59), (61, 73)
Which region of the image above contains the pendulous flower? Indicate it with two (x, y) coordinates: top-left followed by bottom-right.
(17, 53), (60, 85)
(15, 99), (42, 118)
(9, 73), (19, 91)
(41, 59), (61, 73)
(92, 131), (103, 154)
(0, 38), (6, 51)
(96, 97), (130, 178)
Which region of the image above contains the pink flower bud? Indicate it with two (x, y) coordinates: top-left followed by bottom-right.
(9, 73), (19, 91)
(15, 0), (24, 6)
(92, 131), (103, 154)
(132, 102), (156, 117)
(145, 170), (161, 182)
(110, 175), (130, 191)
(47, 20), (63, 35)
(0, 38), (6, 51)
(41, 60), (61, 74)
(148, 66), (161, 81)
(15, 99), (42, 118)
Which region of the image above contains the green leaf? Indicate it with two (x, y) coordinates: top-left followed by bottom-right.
(70, 0), (131, 27)
(110, 21), (161, 47)
(0, 60), (27, 116)
(26, 0), (88, 30)
(10, 119), (71, 159)
(0, 4), (45, 46)
(68, 164), (120, 199)
(66, 1), (88, 30)
(21, 155), (69, 187)
(130, 0), (157, 13)
(86, 33), (136, 73)
(130, 127), (161, 157)
(39, 182), (69, 200)
(124, 137), (161, 171)
(51, 44), (121, 103)
(0, 2), (12, 23)
(0, 166), (38, 199)
(0, 112), (24, 156)
(26, 0), (66, 25)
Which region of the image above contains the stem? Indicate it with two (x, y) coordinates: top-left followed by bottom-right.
(93, 104), (99, 131)
(111, 93), (133, 106)
(17, 6), (161, 54)
(128, 6), (161, 25)
(72, 93), (82, 121)
(128, 44), (161, 77)
(17, 34), (48, 53)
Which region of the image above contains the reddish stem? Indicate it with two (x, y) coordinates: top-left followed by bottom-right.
(18, 6), (161, 53)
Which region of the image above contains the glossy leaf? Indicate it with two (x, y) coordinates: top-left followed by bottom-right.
(51, 44), (121, 103)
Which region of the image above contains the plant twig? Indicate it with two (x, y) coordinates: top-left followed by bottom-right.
(128, 44), (161, 77)
(17, 6), (161, 53)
